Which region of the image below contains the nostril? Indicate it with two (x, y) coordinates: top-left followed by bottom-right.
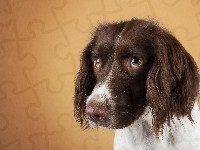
(91, 114), (101, 121)
(85, 104), (107, 122)
(94, 114), (100, 118)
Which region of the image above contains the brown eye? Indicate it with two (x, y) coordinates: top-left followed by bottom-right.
(94, 58), (101, 69)
(130, 57), (142, 68)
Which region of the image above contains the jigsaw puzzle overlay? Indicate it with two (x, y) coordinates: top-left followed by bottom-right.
(0, 0), (200, 150)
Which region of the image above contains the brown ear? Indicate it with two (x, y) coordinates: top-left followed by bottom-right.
(74, 38), (96, 129)
(146, 30), (199, 135)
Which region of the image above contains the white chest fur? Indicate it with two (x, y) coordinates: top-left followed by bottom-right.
(114, 103), (200, 150)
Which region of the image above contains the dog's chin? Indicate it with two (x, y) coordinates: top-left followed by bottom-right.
(88, 119), (133, 130)
(88, 120), (99, 128)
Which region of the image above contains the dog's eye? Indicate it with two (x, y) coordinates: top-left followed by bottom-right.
(94, 58), (101, 70)
(130, 57), (141, 68)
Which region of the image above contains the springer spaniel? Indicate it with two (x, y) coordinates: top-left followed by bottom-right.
(74, 18), (200, 149)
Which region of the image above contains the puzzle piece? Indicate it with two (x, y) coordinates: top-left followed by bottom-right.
(18, 21), (75, 92)
(172, 26), (200, 41)
(191, 0), (200, 7)
(162, 0), (179, 7)
(61, 21), (91, 61)
(105, 0), (156, 21)
(26, 73), (74, 130)
(53, 0), (107, 33)
(28, 132), (47, 150)
(84, 129), (114, 150)
(0, 0), (64, 38)
(99, 0), (123, 19)
(147, 1), (200, 37)
(42, 113), (86, 150)
(0, 0), (12, 14)
(0, 20), (16, 44)
(25, 75), (95, 149)
(0, 83), (44, 150)
(0, 0), (12, 27)
(0, 36), (37, 92)
(0, 20), (17, 62)
(0, 139), (21, 150)
(46, 113), (113, 150)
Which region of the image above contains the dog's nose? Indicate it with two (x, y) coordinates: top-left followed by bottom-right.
(85, 103), (107, 122)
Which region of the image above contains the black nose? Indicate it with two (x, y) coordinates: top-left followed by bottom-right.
(85, 103), (107, 122)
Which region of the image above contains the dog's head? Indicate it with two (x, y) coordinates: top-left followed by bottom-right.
(74, 19), (199, 135)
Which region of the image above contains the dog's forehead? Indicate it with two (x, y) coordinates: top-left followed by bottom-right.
(93, 21), (155, 57)
(95, 28), (122, 44)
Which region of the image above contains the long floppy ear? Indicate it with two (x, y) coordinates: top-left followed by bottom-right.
(74, 38), (96, 128)
(146, 30), (199, 135)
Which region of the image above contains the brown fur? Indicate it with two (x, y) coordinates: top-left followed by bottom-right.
(74, 18), (199, 135)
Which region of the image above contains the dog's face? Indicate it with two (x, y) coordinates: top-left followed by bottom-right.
(85, 23), (155, 129)
(74, 19), (199, 134)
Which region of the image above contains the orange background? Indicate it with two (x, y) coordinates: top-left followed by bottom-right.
(0, 0), (200, 150)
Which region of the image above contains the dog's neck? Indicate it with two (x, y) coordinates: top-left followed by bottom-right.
(114, 102), (200, 150)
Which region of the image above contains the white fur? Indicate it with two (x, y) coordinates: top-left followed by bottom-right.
(114, 102), (200, 150)
(86, 77), (200, 149)
(86, 82), (112, 104)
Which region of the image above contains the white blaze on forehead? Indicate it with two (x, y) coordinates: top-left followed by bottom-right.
(115, 27), (125, 46)
(86, 82), (112, 104)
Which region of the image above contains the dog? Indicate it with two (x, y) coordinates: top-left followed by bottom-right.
(74, 18), (200, 149)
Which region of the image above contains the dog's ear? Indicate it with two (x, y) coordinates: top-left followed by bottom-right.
(74, 38), (96, 128)
(146, 30), (199, 135)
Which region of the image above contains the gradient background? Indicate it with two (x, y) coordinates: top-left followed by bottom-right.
(0, 0), (200, 150)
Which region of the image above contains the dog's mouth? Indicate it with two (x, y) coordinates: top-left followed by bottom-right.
(85, 104), (145, 129)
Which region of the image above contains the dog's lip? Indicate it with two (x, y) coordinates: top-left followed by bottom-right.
(89, 120), (113, 129)
(87, 112), (128, 129)
(88, 119), (111, 129)
(87, 114), (106, 124)
(88, 119), (129, 129)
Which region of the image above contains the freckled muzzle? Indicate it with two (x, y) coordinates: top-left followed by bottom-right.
(85, 82), (112, 127)
(85, 101), (140, 129)
(85, 80), (143, 129)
